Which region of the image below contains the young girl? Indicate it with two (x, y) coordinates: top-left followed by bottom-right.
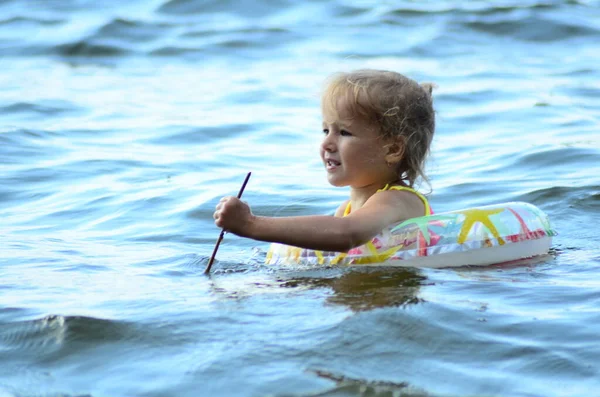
(213, 69), (435, 252)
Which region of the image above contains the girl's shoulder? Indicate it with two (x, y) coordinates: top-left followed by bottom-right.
(379, 184), (431, 217)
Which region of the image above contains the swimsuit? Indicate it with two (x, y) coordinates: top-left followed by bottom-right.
(343, 184), (432, 217)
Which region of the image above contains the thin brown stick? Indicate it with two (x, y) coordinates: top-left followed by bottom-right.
(204, 172), (252, 274)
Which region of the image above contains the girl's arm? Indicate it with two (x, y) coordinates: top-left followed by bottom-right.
(213, 190), (423, 252)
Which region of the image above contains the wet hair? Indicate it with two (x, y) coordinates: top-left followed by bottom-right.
(322, 69), (435, 188)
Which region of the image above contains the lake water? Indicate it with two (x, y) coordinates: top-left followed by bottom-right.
(1, 0), (599, 396)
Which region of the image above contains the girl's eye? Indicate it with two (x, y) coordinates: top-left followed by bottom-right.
(322, 129), (329, 135)
(340, 129), (352, 136)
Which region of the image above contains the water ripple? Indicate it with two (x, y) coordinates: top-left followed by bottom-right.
(1, 0), (599, 396)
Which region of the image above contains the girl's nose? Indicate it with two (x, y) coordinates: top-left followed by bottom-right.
(321, 132), (336, 152)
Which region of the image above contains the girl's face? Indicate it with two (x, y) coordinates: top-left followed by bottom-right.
(320, 97), (397, 189)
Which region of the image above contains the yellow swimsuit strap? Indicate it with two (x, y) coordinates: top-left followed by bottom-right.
(343, 184), (432, 217)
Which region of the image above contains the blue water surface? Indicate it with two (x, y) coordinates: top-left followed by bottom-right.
(1, 0), (599, 396)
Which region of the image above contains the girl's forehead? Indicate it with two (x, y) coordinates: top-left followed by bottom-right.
(321, 100), (379, 136)
(321, 93), (358, 123)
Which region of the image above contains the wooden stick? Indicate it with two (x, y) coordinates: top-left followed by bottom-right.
(204, 172), (252, 274)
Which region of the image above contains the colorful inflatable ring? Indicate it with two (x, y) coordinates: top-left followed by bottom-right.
(265, 202), (556, 268)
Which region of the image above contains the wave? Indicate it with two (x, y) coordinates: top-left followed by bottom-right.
(95, 17), (174, 43)
(462, 15), (598, 42)
(0, 313), (181, 361)
(0, 16), (63, 26)
(513, 146), (599, 169)
(54, 40), (132, 57)
(519, 185), (600, 212)
(157, 0), (292, 17)
(383, 5), (598, 42)
(0, 101), (82, 118)
(1, 0), (597, 61)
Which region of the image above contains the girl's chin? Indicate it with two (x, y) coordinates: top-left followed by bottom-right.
(326, 176), (348, 187)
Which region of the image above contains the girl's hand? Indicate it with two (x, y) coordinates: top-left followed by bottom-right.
(213, 196), (253, 236)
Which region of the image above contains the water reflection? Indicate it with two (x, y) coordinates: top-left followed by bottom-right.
(300, 368), (421, 397)
(281, 267), (427, 312)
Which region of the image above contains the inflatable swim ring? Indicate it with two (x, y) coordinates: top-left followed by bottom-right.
(265, 202), (556, 268)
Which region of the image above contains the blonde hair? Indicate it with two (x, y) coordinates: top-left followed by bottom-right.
(322, 69), (435, 188)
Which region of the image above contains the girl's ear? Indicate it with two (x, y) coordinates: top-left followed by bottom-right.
(384, 138), (405, 165)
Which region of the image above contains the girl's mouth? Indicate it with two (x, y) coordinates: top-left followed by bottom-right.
(326, 159), (340, 170)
